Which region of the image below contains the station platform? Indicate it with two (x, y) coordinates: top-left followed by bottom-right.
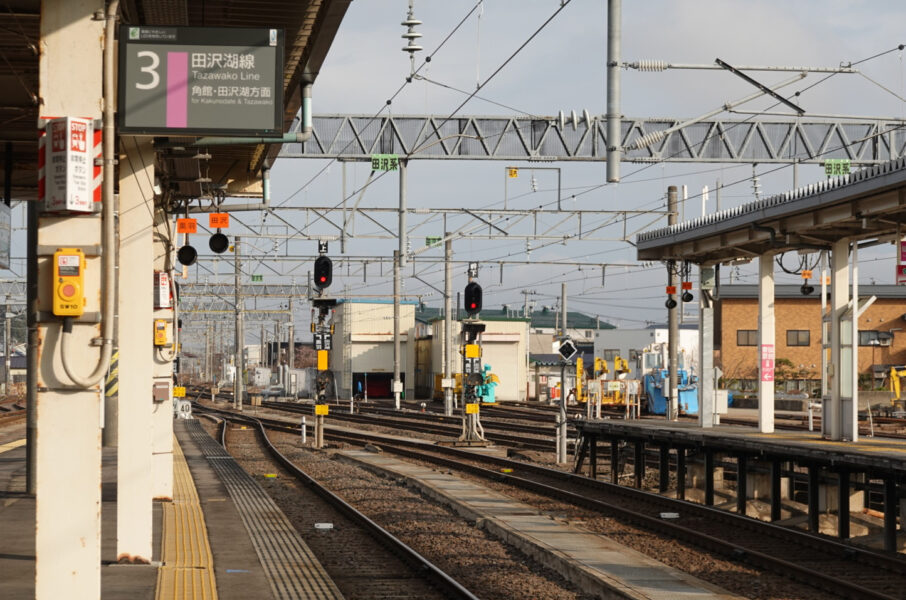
(574, 415), (906, 552)
(576, 415), (906, 471)
(340, 447), (744, 599)
(0, 420), (341, 600)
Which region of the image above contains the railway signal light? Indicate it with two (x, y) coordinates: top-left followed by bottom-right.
(176, 244), (197, 266)
(800, 269), (814, 295)
(314, 255), (332, 289)
(209, 232), (229, 254)
(665, 285), (677, 309)
(464, 281), (482, 316)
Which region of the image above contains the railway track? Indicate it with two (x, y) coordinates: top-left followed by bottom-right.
(197, 401), (906, 600)
(261, 400), (560, 452)
(206, 411), (480, 600)
(0, 403), (25, 426)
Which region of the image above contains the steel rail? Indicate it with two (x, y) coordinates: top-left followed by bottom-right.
(213, 409), (481, 600)
(261, 400), (556, 451)
(196, 404), (903, 600)
(318, 430), (903, 600)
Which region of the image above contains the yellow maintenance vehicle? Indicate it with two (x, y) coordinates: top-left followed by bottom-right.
(889, 366), (906, 410)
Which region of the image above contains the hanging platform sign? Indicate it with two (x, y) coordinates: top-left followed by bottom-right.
(118, 26), (284, 136)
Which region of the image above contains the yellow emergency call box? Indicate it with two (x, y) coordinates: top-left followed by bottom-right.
(317, 349), (329, 371)
(52, 248), (86, 317)
(154, 319), (168, 346)
(314, 404), (329, 415)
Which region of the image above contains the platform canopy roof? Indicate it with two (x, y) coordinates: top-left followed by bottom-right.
(0, 0), (351, 201)
(636, 157), (906, 264)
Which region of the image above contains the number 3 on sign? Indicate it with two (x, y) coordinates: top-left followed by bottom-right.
(135, 51), (160, 90)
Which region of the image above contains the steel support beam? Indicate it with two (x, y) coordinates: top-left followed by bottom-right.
(282, 114), (906, 164)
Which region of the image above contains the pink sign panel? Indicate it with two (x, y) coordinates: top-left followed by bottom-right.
(897, 264), (906, 286)
(900, 240), (906, 262)
(166, 52), (188, 128)
(761, 344), (775, 382)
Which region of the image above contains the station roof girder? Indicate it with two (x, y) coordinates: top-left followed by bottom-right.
(636, 157), (906, 264)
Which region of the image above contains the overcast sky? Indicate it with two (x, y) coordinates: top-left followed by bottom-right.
(12, 1), (906, 342)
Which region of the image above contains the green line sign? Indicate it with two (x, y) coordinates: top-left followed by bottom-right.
(824, 159), (851, 176)
(371, 154), (399, 171)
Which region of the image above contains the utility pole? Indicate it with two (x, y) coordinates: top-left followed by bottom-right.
(393, 250), (401, 409)
(606, 0), (622, 182)
(557, 282), (568, 463)
(393, 158), (408, 409)
(444, 237), (453, 416)
(399, 158), (408, 267)
(214, 320), (220, 384)
(521, 289), (534, 318)
(667, 186), (679, 421)
(234, 237), (244, 411)
(4, 299), (10, 395)
(204, 322), (211, 381)
(288, 297), (294, 369)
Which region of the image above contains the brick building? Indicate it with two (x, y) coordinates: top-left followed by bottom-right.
(716, 285), (906, 394)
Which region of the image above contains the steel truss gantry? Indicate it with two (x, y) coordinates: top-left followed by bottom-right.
(276, 114), (906, 164)
(227, 206), (666, 245)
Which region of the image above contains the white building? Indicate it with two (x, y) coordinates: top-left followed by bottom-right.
(328, 299), (417, 400)
(425, 317), (530, 402)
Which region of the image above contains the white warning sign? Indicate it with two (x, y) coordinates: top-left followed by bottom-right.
(44, 117), (94, 213)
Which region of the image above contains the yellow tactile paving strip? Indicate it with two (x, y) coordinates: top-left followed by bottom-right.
(156, 439), (218, 600)
(747, 431), (906, 455)
(0, 438), (25, 455)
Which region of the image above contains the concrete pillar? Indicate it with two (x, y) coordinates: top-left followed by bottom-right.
(35, 2), (105, 597)
(746, 467), (789, 500)
(151, 201), (174, 499)
(847, 243), (859, 442)
(115, 138), (155, 559)
(828, 238), (849, 441)
(820, 472), (865, 513)
(686, 458), (724, 490)
(899, 496), (906, 528)
(698, 265), (715, 427)
(758, 252), (775, 433)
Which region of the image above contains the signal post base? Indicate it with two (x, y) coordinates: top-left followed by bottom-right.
(437, 439), (492, 448)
